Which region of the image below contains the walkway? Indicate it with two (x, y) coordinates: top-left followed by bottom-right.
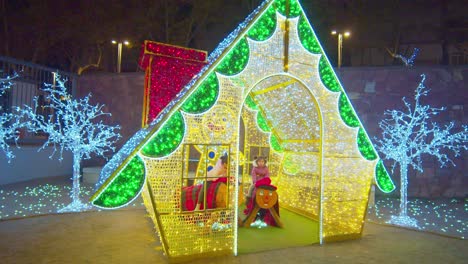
(0, 209), (466, 263)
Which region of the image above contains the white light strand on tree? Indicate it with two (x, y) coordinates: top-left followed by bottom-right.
(397, 48), (419, 67)
(0, 72), (18, 95)
(17, 75), (121, 213)
(0, 112), (21, 162)
(0, 72), (21, 162)
(376, 73), (468, 228)
(386, 48), (419, 67)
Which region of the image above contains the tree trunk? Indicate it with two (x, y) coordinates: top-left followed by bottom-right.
(72, 152), (81, 203)
(399, 162), (408, 217)
(58, 152), (91, 213)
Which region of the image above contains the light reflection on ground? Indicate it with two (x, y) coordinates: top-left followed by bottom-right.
(367, 196), (467, 239)
(0, 177), (466, 239)
(0, 176), (144, 219)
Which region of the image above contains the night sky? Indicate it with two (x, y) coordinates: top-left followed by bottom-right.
(1, 0), (466, 73)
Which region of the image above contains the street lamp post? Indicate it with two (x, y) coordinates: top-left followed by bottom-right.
(331, 30), (350, 68)
(112, 40), (130, 73)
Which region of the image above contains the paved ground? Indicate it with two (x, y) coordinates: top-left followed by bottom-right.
(1, 176), (466, 239)
(0, 209), (466, 264)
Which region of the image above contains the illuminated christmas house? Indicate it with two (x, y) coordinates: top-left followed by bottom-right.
(91, 0), (395, 261)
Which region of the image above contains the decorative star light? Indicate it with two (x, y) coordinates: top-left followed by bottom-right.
(16, 74), (121, 213)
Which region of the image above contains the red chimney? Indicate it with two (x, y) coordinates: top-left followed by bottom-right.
(138, 41), (207, 126)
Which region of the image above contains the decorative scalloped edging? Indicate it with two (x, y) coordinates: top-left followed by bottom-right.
(92, 155), (146, 208)
(141, 111), (185, 157)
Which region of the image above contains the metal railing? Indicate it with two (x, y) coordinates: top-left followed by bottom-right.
(0, 56), (77, 144)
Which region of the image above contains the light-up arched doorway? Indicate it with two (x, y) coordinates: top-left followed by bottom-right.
(237, 74), (322, 253)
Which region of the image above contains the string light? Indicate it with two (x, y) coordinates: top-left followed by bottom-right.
(375, 46), (467, 229)
(16, 74), (121, 213)
(0, 183), (143, 220)
(181, 73), (219, 114)
(375, 161), (395, 193)
(392, 48), (419, 67)
(357, 128), (377, 160)
(247, 5), (277, 41)
(0, 112), (20, 162)
(298, 15), (321, 54)
(139, 41), (208, 124)
(338, 93), (359, 127)
(141, 111), (185, 157)
(376, 73), (468, 228)
(0, 72), (20, 162)
(0, 72), (18, 95)
(368, 197), (466, 238)
(318, 56), (340, 92)
(274, 0), (301, 17)
(93, 155), (146, 208)
(215, 38), (250, 76)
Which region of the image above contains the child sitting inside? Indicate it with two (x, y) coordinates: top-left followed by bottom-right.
(246, 156), (270, 201)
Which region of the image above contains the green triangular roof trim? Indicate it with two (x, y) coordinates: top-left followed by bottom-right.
(257, 111), (271, 132)
(141, 111), (185, 157)
(215, 38), (250, 76)
(247, 4), (277, 41)
(318, 56), (341, 92)
(274, 0), (301, 18)
(245, 95), (283, 152)
(357, 127), (378, 160)
(375, 160), (396, 193)
(245, 95), (259, 110)
(181, 72), (219, 114)
(92, 155), (145, 208)
(270, 134), (283, 152)
(298, 15), (321, 54)
(339, 93), (360, 127)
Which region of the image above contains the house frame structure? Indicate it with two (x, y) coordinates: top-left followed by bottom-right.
(91, 0), (395, 261)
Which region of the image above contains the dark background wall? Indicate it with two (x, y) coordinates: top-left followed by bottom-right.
(336, 66), (467, 198)
(77, 66), (468, 198)
(76, 72), (145, 168)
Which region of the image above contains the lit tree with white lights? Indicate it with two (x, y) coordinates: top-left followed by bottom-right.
(376, 74), (468, 227)
(1, 72), (21, 161)
(18, 75), (121, 212)
(1, 73), (18, 95)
